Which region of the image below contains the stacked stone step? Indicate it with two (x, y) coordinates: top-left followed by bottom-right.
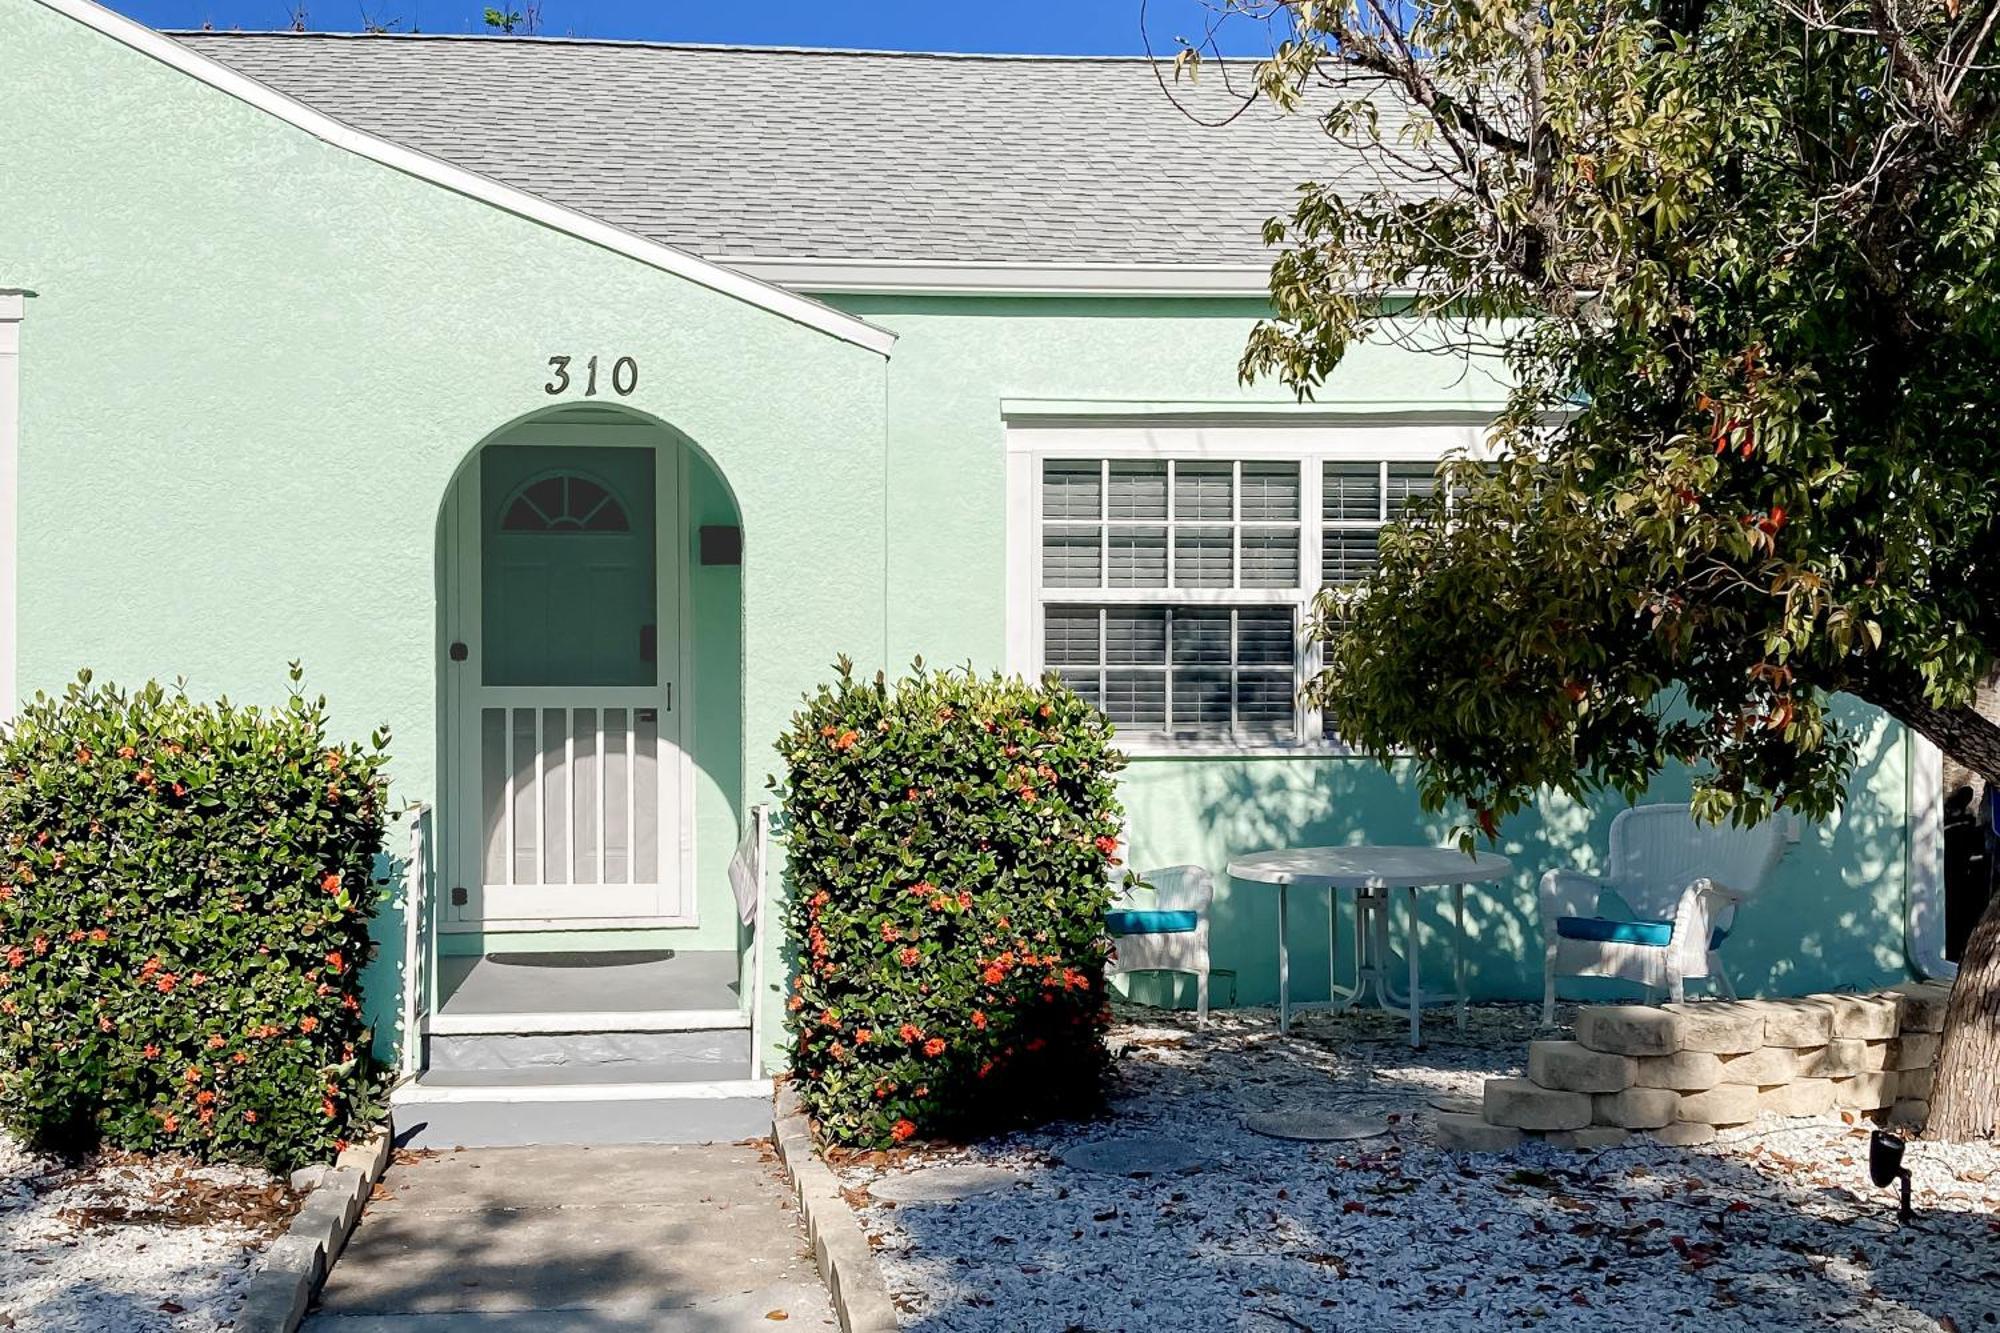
(1436, 981), (1950, 1153)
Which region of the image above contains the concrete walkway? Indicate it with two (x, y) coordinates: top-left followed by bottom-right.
(304, 1143), (837, 1331)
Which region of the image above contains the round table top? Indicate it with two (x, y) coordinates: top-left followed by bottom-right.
(1225, 845), (1513, 889)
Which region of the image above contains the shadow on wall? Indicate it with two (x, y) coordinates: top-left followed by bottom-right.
(1117, 698), (1913, 1011)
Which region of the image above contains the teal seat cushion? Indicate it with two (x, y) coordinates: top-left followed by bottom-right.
(1106, 908), (1200, 936)
(1557, 915), (1729, 949)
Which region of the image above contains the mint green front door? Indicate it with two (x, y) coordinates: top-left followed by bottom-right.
(481, 446), (657, 689)
(445, 432), (685, 926)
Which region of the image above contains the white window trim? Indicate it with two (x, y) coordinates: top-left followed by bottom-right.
(0, 292), (21, 725)
(1004, 418), (1493, 758)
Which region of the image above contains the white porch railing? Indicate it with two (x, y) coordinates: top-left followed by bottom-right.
(397, 802), (438, 1081)
(727, 804), (773, 1079)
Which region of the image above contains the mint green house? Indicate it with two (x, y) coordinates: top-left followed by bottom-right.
(0, 0), (1949, 1144)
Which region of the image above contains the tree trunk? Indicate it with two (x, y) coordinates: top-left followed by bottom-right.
(1929, 887), (2000, 1139)
(1855, 685), (2000, 1140)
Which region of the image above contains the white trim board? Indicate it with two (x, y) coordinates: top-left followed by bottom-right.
(426, 1007), (748, 1036)
(720, 256), (1277, 298)
(30, 0), (896, 357)
(1907, 732), (1954, 981)
(393, 1077), (770, 1105)
(0, 292), (21, 725)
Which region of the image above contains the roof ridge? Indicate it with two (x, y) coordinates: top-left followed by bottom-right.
(164, 29), (1262, 64)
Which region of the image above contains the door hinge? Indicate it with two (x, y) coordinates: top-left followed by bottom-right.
(450, 886), (468, 907)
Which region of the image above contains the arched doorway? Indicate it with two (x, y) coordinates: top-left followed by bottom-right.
(438, 408), (703, 929)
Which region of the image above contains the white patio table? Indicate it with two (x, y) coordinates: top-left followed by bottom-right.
(1225, 846), (1514, 1047)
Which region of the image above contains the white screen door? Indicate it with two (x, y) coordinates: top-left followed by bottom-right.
(444, 442), (685, 925)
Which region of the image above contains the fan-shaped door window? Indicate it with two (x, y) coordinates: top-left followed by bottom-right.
(500, 472), (631, 534)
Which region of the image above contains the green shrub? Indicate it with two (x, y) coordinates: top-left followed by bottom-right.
(0, 668), (391, 1171)
(775, 659), (1126, 1148)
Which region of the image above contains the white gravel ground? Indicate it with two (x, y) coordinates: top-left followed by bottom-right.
(840, 1004), (2000, 1332)
(0, 1134), (293, 1332)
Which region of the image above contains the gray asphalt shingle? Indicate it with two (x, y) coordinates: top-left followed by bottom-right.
(172, 32), (1410, 267)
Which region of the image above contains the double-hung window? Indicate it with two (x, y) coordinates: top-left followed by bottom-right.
(1011, 423), (1481, 753)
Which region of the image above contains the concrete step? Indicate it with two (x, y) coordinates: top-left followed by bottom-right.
(426, 1025), (753, 1073)
(391, 1074), (772, 1149)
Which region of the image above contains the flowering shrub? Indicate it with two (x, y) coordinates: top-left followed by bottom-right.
(0, 668), (391, 1171)
(776, 659), (1126, 1148)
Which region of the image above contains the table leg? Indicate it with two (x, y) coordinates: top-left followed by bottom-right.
(1453, 883), (1468, 1034)
(1405, 884), (1422, 1048)
(1278, 881), (1291, 1035)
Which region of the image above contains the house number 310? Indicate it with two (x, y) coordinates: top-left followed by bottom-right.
(544, 355), (639, 398)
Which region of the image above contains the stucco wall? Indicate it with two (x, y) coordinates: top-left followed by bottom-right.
(0, 0), (889, 1061)
(834, 293), (1916, 1008)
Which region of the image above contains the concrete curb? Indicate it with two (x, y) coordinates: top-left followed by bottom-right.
(237, 1120), (394, 1333)
(771, 1085), (901, 1333)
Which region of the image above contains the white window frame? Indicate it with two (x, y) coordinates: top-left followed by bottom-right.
(1004, 417), (1494, 757)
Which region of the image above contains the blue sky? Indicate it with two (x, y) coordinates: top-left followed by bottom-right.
(102, 0), (1281, 54)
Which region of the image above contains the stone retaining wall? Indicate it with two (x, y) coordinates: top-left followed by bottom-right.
(1438, 981), (1951, 1152)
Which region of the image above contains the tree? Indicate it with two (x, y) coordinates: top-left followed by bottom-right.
(1182, 0), (2000, 1138)
(482, 4), (540, 34)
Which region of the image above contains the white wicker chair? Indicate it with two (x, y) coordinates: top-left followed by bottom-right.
(1106, 864), (1212, 1025)
(1541, 803), (1787, 1024)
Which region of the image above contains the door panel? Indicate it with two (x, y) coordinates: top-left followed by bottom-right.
(450, 441), (683, 926)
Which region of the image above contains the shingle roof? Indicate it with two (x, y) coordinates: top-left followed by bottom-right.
(171, 32), (1401, 268)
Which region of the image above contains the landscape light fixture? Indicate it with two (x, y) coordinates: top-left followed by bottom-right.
(1869, 1128), (1914, 1223)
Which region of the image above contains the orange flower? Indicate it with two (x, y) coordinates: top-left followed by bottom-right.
(299, 1016), (319, 1034)
(880, 922), (899, 943)
(143, 1044), (159, 1059)
(116, 746), (136, 760)
(206, 1034), (225, 1049)
(183, 1066), (202, 1084)
(1018, 787), (1037, 803)
(787, 995), (804, 1012)
(161, 1113), (178, 1133)
(321, 872), (342, 895)
(232, 1051), (248, 1065)
(898, 946), (920, 967)
(898, 1022), (921, 1043)
(890, 1118), (917, 1143)
(30, 935), (46, 957)
(87, 928), (107, 944)
(136, 767), (153, 784)
(832, 730), (859, 751)
(322, 1098), (337, 1118)
(1094, 835), (1119, 855)
(324, 950), (344, 973)
(74, 746), (92, 764)
(243, 1111), (258, 1124)
(194, 1089), (216, 1107)
(922, 1037), (946, 1058)
(65, 930), (84, 944)
(854, 1028), (872, 1045)
(155, 973), (177, 994)
(982, 965), (1004, 986)
(970, 1010), (988, 1030)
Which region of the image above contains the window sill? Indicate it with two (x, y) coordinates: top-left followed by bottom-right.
(1117, 738), (1381, 761)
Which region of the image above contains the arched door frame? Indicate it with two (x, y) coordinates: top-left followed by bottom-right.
(437, 411), (698, 932)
